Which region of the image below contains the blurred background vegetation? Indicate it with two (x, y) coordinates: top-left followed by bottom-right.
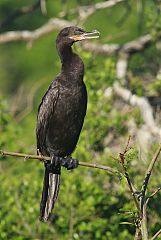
(0, 0), (161, 239)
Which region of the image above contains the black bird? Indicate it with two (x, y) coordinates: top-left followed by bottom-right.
(36, 26), (99, 221)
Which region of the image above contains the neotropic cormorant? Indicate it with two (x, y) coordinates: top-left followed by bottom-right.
(36, 26), (99, 221)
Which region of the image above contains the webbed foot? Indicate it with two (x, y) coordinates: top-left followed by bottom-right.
(61, 156), (79, 170)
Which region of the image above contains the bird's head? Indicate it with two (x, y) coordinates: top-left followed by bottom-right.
(56, 26), (100, 48)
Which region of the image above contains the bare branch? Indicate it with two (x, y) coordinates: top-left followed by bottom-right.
(119, 137), (141, 216)
(151, 228), (161, 240)
(15, 80), (45, 122)
(141, 203), (148, 240)
(145, 187), (161, 207)
(140, 145), (161, 212)
(81, 41), (120, 55)
(1, 12), (160, 58)
(0, 18), (74, 44)
(113, 83), (161, 138)
(134, 145), (161, 240)
(147, 187), (161, 200)
(121, 34), (153, 53)
(123, 135), (131, 154)
(142, 187), (161, 239)
(59, 0), (125, 22)
(82, 34), (161, 55)
(112, 46), (161, 141)
(0, 150), (118, 175)
(119, 140), (161, 239)
(116, 52), (128, 80)
(40, 0), (47, 15)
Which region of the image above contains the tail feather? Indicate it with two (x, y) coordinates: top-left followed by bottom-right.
(40, 165), (61, 221)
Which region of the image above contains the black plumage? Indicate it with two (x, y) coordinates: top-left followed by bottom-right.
(36, 26), (99, 221)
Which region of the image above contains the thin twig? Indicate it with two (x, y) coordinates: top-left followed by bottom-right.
(143, 186), (161, 236)
(139, 145), (161, 240)
(146, 187), (161, 204)
(119, 137), (141, 216)
(140, 144), (161, 212)
(15, 79), (45, 122)
(40, 0), (47, 15)
(119, 153), (141, 215)
(151, 228), (161, 240)
(123, 135), (131, 154)
(0, 150), (118, 175)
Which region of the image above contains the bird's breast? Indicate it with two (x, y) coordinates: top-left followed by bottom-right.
(46, 83), (87, 156)
(54, 84), (86, 123)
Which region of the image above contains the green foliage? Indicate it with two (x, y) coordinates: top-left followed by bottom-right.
(147, 77), (161, 95)
(145, 0), (161, 38)
(0, 97), (21, 150)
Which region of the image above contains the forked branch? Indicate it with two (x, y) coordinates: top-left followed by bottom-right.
(119, 139), (161, 240)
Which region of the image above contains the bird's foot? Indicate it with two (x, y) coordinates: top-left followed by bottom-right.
(61, 156), (79, 170)
(45, 156), (79, 171)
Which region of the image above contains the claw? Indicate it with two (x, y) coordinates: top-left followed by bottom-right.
(45, 156), (79, 171)
(61, 156), (79, 170)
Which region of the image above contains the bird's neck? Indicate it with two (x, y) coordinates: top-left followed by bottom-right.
(58, 45), (84, 83)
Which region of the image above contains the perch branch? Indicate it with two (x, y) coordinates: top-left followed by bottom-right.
(0, 150), (118, 175)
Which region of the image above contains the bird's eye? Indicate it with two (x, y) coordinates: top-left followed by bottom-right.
(75, 30), (83, 35)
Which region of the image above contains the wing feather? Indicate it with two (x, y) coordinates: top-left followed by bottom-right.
(36, 83), (59, 156)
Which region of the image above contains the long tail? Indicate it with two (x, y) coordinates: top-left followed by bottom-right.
(40, 164), (61, 222)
